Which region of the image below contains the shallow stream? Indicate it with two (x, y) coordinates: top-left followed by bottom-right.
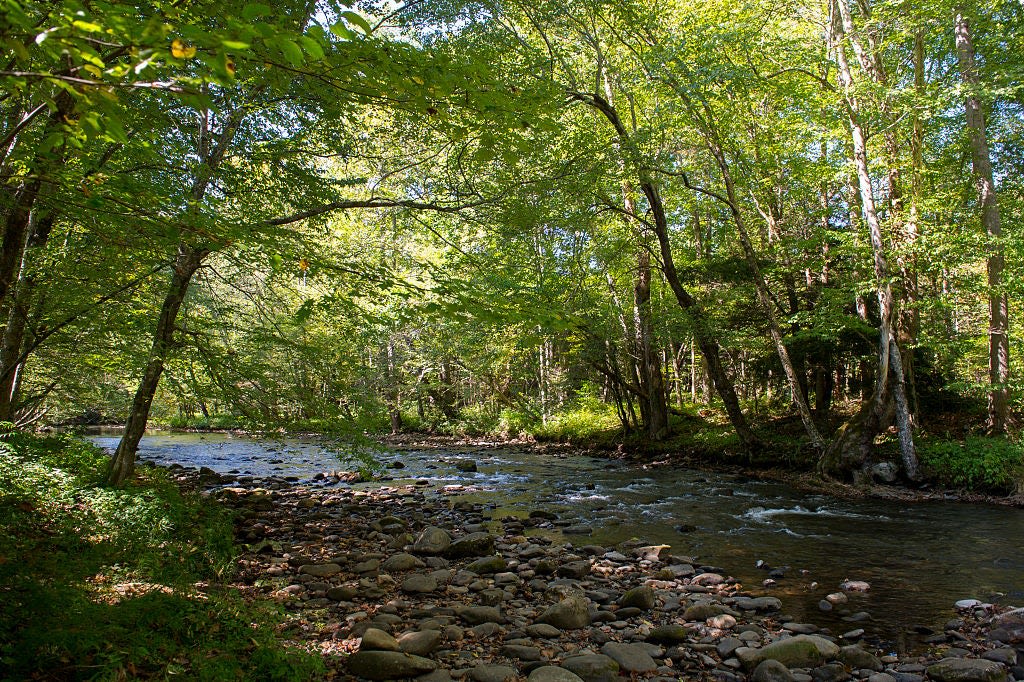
(91, 430), (1023, 650)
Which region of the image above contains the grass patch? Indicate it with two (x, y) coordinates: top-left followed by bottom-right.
(0, 429), (324, 680)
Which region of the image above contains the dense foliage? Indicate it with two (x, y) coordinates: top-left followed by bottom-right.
(1, 0), (1021, 485)
(0, 430), (324, 679)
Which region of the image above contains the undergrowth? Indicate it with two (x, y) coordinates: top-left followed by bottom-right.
(0, 428), (324, 680)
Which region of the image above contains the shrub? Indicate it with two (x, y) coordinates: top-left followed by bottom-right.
(918, 435), (1023, 493)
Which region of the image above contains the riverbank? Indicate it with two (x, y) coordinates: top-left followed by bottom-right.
(378, 433), (1024, 510)
(165, 463), (1024, 681)
(5, 433), (1021, 680)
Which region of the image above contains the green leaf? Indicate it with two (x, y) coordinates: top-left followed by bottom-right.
(241, 3), (272, 20)
(276, 38), (304, 67)
(339, 10), (372, 35)
(298, 35), (324, 61)
(329, 22), (353, 40)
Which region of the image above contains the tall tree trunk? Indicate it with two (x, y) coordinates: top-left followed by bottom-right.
(573, 91), (760, 451)
(108, 245), (208, 485)
(634, 244), (669, 440)
(824, 0), (919, 479)
(108, 101), (246, 484)
(954, 8), (1010, 434)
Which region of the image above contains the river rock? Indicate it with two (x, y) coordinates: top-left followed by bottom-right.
(467, 555), (508, 574)
(401, 574), (438, 593)
(987, 608), (1024, 644)
(560, 654), (620, 682)
(981, 649), (1017, 666)
(502, 644), (542, 661)
(398, 630), (443, 656)
(327, 585), (360, 601)
(682, 603), (738, 621)
(411, 526), (452, 555)
(446, 532), (495, 558)
(455, 459), (478, 472)
(926, 658), (1006, 682)
(459, 606), (504, 625)
(837, 645), (883, 671)
(812, 662), (851, 682)
(347, 651), (437, 680)
(600, 642), (658, 672)
(383, 553), (424, 572)
(299, 562), (342, 577)
(753, 659), (797, 682)
(563, 525), (593, 535)
(734, 597), (783, 612)
(840, 580), (870, 592)
(526, 623), (562, 638)
(538, 595), (591, 629)
(557, 561), (592, 580)
(470, 665), (517, 682)
(528, 667), (585, 682)
(618, 586), (656, 610)
(736, 635), (840, 670)
(361, 628), (401, 651)
(647, 624), (693, 644)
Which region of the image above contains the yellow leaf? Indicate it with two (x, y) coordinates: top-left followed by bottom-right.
(410, 75), (424, 86)
(171, 39), (196, 59)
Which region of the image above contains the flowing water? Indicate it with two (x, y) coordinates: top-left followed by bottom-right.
(91, 431), (1024, 650)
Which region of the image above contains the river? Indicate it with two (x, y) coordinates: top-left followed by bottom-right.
(91, 430), (1023, 651)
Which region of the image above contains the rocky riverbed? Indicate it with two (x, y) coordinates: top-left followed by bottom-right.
(170, 463), (1024, 682)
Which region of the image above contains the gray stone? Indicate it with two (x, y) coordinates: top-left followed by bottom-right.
(299, 562), (342, 577)
(981, 649), (1017, 666)
(647, 624), (693, 645)
(837, 646), (882, 671)
(354, 558), (381, 573)
(526, 624), (562, 638)
(538, 595), (591, 630)
(736, 635), (841, 671)
(383, 553), (425, 572)
(811, 663), (850, 682)
(417, 671), (454, 682)
(600, 642), (658, 673)
(347, 651), (437, 680)
(402, 574), (439, 593)
(868, 674), (897, 682)
(717, 637), (744, 659)
(734, 597), (783, 612)
(446, 532), (496, 558)
(560, 654), (620, 682)
(328, 585), (360, 601)
(784, 623), (820, 634)
(528, 667), (585, 682)
(411, 526), (452, 555)
(502, 644), (542, 661)
(752, 660), (796, 682)
(682, 603), (739, 621)
(870, 462), (898, 483)
(466, 555), (508, 574)
(926, 658), (1006, 682)
(455, 459), (478, 472)
(618, 586), (656, 610)
(469, 665), (517, 682)
(361, 628), (401, 652)
(459, 606), (503, 625)
(563, 525), (593, 535)
(398, 630), (443, 656)
(557, 561), (592, 580)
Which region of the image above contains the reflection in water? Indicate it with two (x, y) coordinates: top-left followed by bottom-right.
(91, 431), (1023, 645)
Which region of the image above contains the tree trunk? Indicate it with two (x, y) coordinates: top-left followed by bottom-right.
(634, 248), (669, 440)
(826, 0), (919, 478)
(574, 91), (760, 452)
(108, 245), (208, 485)
(955, 8), (1010, 434)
